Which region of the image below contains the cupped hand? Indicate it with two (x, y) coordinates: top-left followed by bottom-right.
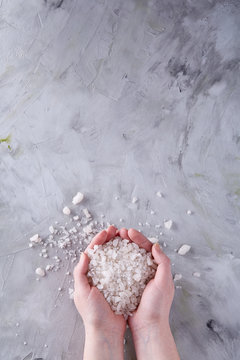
(125, 228), (175, 332)
(73, 226), (126, 335)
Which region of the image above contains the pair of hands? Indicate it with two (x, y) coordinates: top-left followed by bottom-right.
(73, 225), (175, 338)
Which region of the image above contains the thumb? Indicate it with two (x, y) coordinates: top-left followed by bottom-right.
(73, 253), (91, 296)
(152, 243), (172, 289)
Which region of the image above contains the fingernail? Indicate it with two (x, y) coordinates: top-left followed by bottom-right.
(153, 243), (161, 252)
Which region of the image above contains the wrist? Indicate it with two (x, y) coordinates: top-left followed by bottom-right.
(84, 325), (125, 360)
(129, 318), (170, 338)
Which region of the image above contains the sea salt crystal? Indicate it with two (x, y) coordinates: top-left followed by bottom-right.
(156, 191), (162, 198)
(187, 210), (192, 215)
(178, 244), (191, 255)
(87, 237), (156, 318)
(132, 197), (138, 203)
(148, 237), (158, 244)
(83, 208), (91, 218)
(174, 273), (182, 281)
(72, 192), (84, 205)
(49, 225), (55, 234)
(30, 234), (41, 243)
(68, 288), (74, 299)
(63, 206), (71, 215)
(164, 220), (173, 230)
(35, 267), (45, 277)
(193, 272), (201, 278)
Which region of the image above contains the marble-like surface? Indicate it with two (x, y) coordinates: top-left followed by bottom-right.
(1, 0), (240, 359)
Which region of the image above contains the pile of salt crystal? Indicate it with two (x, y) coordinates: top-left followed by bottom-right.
(86, 237), (157, 318)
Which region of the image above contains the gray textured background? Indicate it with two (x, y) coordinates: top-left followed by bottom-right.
(1, 0), (240, 359)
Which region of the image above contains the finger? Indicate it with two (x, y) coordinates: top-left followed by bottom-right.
(73, 253), (91, 295)
(106, 225), (117, 241)
(84, 230), (108, 252)
(118, 228), (131, 241)
(128, 228), (152, 252)
(152, 243), (173, 289)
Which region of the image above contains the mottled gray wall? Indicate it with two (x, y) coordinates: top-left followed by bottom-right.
(0, 0), (240, 359)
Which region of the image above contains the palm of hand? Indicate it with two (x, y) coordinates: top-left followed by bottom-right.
(85, 286), (126, 332)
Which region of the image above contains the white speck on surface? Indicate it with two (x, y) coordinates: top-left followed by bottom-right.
(193, 271), (201, 277)
(83, 208), (91, 218)
(119, 218), (123, 222)
(114, 196), (119, 200)
(35, 267), (46, 277)
(16, 323), (20, 327)
(176, 285), (182, 289)
(44, 344), (48, 348)
(30, 234), (41, 243)
(138, 222), (142, 226)
(174, 273), (182, 281)
(178, 244), (191, 255)
(73, 215), (79, 221)
(23, 341), (27, 346)
(156, 191), (162, 198)
(68, 288), (74, 299)
(159, 232), (163, 236)
(28, 243), (33, 248)
(148, 237), (158, 244)
(164, 220), (173, 230)
(150, 210), (155, 215)
(187, 210), (192, 215)
(58, 287), (62, 291)
(49, 225), (55, 234)
(72, 192), (84, 205)
(163, 241), (167, 247)
(132, 196), (138, 203)
(63, 206), (71, 215)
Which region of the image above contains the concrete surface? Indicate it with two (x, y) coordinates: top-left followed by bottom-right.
(1, 0), (240, 359)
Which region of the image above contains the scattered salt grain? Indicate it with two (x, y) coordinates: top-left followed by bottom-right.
(49, 225), (55, 234)
(72, 192), (84, 205)
(68, 288), (74, 299)
(150, 210), (155, 215)
(164, 220), (173, 230)
(156, 191), (162, 198)
(23, 341), (27, 346)
(132, 197), (138, 203)
(35, 267), (46, 277)
(187, 210), (192, 215)
(178, 244), (191, 255)
(30, 234), (41, 243)
(63, 206), (71, 215)
(193, 272), (201, 278)
(174, 273), (182, 281)
(83, 208), (91, 218)
(148, 237), (158, 244)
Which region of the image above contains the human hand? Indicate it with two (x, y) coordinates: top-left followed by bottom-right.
(120, 228), (179, 360)
(120, 228), (174, 332)
(73, 225), (126, 336)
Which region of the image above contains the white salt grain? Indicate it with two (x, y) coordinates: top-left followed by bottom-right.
(174, 273), (182, 281)
(72, 192), (84, 205)
(156, 191), (162, 198)
(83, 208), (91, 218)
(148, 237), (158, 244)
(132, 197), (138, 203)
(63, 206), (71, 215)
(164, 220), (173, 230)
(30, 234), (41, 243)
(187, 210), (192, 215)
(193, 272), (201, 278)
(178, 244), (191, 255)
(35, 267), (46, 277)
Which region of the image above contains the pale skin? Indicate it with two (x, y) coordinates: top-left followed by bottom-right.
(73, 226), (180, 360)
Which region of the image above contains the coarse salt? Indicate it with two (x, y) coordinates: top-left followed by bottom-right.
(72, 192), (84, 205)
